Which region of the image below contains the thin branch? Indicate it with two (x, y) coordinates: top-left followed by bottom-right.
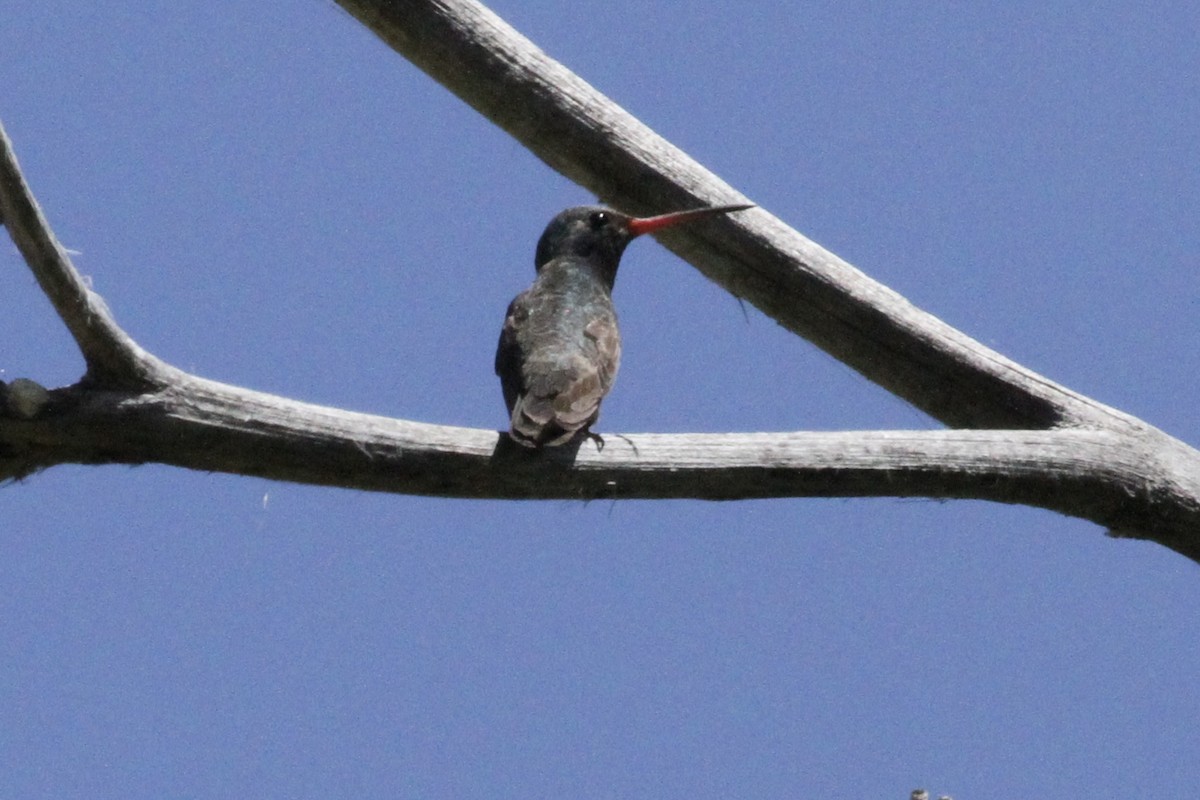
(0, 120), (164, 388)
(333, 0), (1147, 433)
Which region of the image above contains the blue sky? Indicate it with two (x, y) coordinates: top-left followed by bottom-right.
(4, 2), (1200, 797)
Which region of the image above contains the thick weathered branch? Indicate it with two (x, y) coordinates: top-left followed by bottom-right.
(332, 0), (1144, 434)
(4, 371), (1199, 561)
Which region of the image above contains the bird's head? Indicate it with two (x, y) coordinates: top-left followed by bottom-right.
(533, 203), (754, 275)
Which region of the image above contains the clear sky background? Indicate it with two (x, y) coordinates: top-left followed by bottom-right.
(4, 2), (1199, 797)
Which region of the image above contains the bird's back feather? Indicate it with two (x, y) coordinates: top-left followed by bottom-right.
(495, 258), (621, 447)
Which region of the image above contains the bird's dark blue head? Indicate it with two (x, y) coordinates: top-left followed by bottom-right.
(533, 202), (755, 276)
(533, 206), (634, 272)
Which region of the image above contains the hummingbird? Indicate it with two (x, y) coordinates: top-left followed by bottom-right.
(495, 202), (753, 448)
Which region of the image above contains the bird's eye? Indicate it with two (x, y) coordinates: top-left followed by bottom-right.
(589, 211), (609, 230)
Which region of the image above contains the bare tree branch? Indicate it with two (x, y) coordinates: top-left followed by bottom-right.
(0, 124), (167, 389)
(331, 0), (1140, 433)
(4, 0), (1200, 565)
(6, 370), (1200, 561)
